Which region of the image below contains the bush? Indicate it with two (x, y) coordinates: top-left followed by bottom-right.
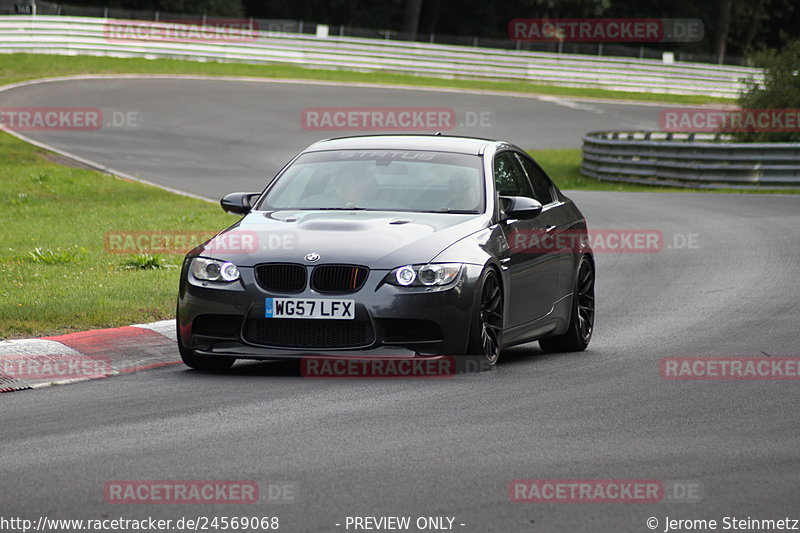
(734, 40), (800, 142)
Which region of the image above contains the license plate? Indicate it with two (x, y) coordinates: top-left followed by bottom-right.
(265, 298), (355, 319)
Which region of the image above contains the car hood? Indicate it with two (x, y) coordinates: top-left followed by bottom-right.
(200, 210), (490, 269)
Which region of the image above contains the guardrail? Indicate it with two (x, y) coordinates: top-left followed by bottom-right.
(0, 15), (762, 98)
(581, 131), (800, 189)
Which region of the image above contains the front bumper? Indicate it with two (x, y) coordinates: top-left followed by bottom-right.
(177, 263), (484, 360)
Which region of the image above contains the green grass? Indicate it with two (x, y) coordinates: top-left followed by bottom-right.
(27, 246), (86, 265)
(531, 148), (800, 194)
(0, 131), (235, 339)
(0, 53), (734, 105)
(120, 253), (178, 270)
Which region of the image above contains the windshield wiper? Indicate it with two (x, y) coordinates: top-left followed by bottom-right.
(422, 208), (479, 214)
(309, 206), (368, 211)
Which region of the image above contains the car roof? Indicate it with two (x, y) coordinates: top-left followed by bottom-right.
(303, 134), (505, 155)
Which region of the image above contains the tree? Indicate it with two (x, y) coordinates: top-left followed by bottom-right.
(402, 0), (423, 40)
(714, 0), (732, 64)
(734, 40), (800, 142)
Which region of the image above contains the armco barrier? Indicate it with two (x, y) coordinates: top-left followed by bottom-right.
(581, 131), (800, 188)
(0, 15), (762, 98)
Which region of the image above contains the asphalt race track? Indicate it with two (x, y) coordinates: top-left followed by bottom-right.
(0, 77), (663, 198)
(2, 78), (799, 532)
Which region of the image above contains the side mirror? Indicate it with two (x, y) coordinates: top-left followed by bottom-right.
(499, 196), (543, 220)
(220, 192), (260, 215)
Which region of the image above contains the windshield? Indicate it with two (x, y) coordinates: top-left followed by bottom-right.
(258, 149), (484, 213)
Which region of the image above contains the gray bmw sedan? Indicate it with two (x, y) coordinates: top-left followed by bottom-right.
(177, 134), (594, 369)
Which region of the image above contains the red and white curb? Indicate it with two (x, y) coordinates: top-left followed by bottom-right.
(0, 320), (181, 392)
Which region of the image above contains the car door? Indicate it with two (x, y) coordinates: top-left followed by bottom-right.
(494, 151), (560, 328)
(515, 152), (575, 303)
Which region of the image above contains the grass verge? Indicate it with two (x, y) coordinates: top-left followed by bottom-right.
(0, 53), (733, 105)
(0, 131), (234, 339)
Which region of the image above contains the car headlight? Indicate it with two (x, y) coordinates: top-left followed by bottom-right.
(386, 263), (462, 287)
(190, 257), (240, 282)
(395, 265), (417, 286)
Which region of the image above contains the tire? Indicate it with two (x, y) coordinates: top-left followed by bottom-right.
(466, 268), (504, 366)
(176, 315), (235, 371)
(539, 255), (595, 353)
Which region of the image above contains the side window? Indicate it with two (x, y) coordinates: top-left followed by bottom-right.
(516, 153), (554, 205)
(494, 152), (535, 199)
